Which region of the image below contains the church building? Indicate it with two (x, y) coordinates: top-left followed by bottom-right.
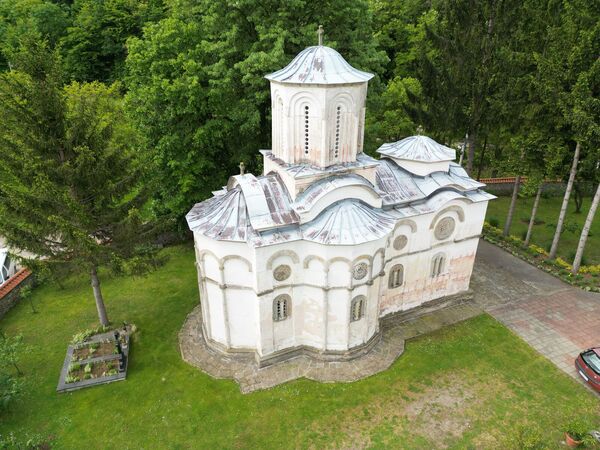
(186, 35), (494, 367)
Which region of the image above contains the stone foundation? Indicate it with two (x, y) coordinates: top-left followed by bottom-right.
(179, 290), (479, 393)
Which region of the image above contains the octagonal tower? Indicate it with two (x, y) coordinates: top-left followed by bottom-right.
(265, 45), (373, 168)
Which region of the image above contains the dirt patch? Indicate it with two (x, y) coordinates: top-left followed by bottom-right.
(73, 341), (117, 360)
(309, 372), (504, 450)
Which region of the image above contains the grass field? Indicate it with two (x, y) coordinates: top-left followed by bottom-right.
(485, 194), (600, 266)
(0, 245), (598, 449)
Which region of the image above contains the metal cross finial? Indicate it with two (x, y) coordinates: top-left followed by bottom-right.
(317, 25), (324, 46)
(239, 162), (245, 175)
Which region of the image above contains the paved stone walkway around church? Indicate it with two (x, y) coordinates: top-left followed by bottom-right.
(471, 240), (600, 383)
(179, 297), (480, 394)
(179, 240), (599, 393)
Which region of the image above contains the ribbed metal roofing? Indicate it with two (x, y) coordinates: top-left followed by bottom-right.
(375, 159), (485, 207)
(377, 135), (456, 162)
(186, 174), (299, 242)
(265, 46), (374, 85)
(294, 174), (381, 215)
(301, 200), (395, 245)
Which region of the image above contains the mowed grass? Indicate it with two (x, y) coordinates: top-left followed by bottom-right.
(485, 194), (600, 265)
(0, 245), (598, 449)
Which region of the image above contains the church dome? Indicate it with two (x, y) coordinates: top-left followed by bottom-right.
(377, 135), (456, 162)
(265, 46), (374, 85)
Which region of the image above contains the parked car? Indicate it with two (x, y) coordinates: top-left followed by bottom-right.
(0, 248), (18, 286)
(575, 347), (600, 393)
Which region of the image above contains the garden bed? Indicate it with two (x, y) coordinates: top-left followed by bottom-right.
(57, 326), (132, 393)
(482, 222), (600, 291)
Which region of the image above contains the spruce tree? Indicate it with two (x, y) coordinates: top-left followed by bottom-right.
(0, 38), (158, 326)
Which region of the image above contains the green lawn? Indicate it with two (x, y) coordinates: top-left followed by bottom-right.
(486, 194), (600, 265)
(0, 245), (598, 449)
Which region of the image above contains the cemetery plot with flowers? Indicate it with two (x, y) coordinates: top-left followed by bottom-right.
(57, 325), (134, 393)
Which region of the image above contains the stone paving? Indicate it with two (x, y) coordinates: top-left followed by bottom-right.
(179, 239), (600, 393)
(472, 240), (600, 382)
(179, 295), (480, 393)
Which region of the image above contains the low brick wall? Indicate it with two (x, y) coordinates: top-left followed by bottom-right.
(0, 269), (33, 319)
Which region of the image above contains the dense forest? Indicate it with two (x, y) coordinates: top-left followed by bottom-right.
(0, 0), (598, 283)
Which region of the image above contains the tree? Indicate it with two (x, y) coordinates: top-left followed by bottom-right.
(0, 334), (26, 411)
(0, 0), (70, 71)
(411, 0), (523, 174)
(549, 142), (580, 258)
(60, 0), (165, 82)
(126, 0), (387, 220)
(0, 38), (159, 326)
(503, 175), (521, 237)
(572, 181), (600, 274)
(524, 182), (544, 246)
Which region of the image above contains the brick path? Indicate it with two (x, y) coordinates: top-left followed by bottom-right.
(471, 240), (600, 380)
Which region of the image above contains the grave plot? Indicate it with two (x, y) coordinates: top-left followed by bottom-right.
(57, 326), (132, 393)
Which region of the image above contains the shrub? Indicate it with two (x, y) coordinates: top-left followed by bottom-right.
(555, 257), (572, 270)
(488, 217), (500, 228)
(84, 363), (92, 374)
(580, 265), (600, 275)
(0, 373), (22, 412)
(563, 418), (590, 441)
(71, 325), (110, 345)
(502, 424), (547, 450)
(68, 363), (81, 373)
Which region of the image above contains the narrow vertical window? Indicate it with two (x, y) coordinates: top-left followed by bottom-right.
(273, 294), (291, 321)
(334, 105), (341, 159)
(304, 105), (310, 156)
(388, 264), (404, 288)
(431, 254), (446, 278)
(350, 295), (365, 322)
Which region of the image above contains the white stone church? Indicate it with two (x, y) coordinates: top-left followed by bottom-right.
(186, 41), (494, 367)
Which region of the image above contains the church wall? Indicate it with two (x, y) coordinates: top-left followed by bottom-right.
(379, 199), (486, 316)
(193, 232), (258, 351)
(191, 196), (488, 360)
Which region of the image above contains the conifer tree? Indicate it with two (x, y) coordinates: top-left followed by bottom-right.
(0, 38), (159, 326)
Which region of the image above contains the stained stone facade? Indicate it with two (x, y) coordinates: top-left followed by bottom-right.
(186, 42), (495, 368)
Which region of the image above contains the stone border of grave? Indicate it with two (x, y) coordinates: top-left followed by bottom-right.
(56, 327), (131, 393)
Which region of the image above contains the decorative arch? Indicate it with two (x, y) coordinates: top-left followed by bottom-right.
(328, 256), (352, 267)
(373, 248), (386, 274)
(429, 205), (466, 229)
(221, 255), (253, 272)
(303, 255), (327, 269)
(266, 249), (300, 270)
(392, 219), (418, 234)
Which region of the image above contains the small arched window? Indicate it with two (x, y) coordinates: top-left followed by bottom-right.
(350, 295), (365, 322)
(431, 254), (446, 278)
(388, 264), (404, 288)
(273, 294), (290, 322)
